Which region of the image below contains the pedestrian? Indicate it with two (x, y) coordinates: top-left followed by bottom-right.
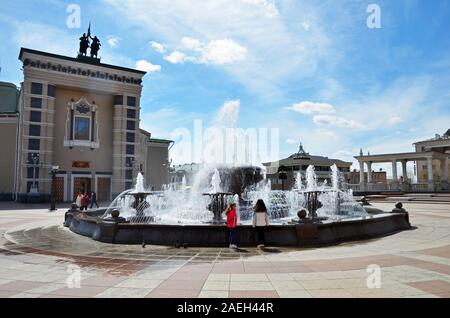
(225, 203), (238, 249)
(90, 191), (99, 209)
(253, 199), (269, 250)
(75, 192), (82, 209)
(81, 192), (89, 211)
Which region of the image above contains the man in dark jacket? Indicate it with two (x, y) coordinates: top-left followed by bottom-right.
(90, 192), (99, 209)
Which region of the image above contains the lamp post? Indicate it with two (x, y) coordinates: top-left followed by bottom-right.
(28, 153), (40, 194)
(278, 165), (287, 191)
(49, 165), (59, 211)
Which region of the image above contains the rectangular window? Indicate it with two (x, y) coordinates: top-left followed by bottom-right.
(27, 153), (40, 164)
(125, 170), (133, 180)
(127, 96), (136, 107)
(29, 111), (41, 122)
(126, 132), (135, 143)
(127, 109), (136, 119)
(126, 120), (135, 131)
(74, 117), (90, 140)
(48, 85), (56, 97)
(27, 167), (39, 179)
(126, 145), (134, 155)
(31, 82), (43, 95)
(125, 181), (133, 189)
(114, 95), (123, 105)
(27, 181), (39, 192)
(30, 98), (42, 109)
(28, 139), (40, 150)
(29, 125), (41, 136)
(126, 157), (134, 168)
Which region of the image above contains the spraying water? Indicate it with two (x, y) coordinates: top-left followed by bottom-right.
(306, 165), (317, 191)
(103, 103), (368, 225)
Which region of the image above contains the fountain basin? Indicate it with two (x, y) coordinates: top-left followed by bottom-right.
(64, 210), (411, 247)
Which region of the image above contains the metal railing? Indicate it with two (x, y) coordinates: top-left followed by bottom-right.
(345, 182), (448, 193)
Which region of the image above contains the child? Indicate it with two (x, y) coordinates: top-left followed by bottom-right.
(253, 199), (269, 249)
(225, 203), (238, 249)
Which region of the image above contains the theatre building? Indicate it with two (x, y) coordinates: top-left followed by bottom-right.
(0, 48), (171, 203)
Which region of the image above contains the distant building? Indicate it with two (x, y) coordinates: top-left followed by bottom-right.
(355, 129), (450, 191)
(414, 132), (450, 186)
(0, 82), (20, 201)
(348, 169), (387, 185)
(145, 138), (173, 191)
(263, 143), (352, 190)
(170, 163), (202, 186)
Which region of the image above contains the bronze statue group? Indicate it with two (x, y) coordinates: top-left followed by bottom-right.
(79, 25), (101, 58)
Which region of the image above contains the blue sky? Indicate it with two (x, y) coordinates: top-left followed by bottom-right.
(1, 0), (449, 174)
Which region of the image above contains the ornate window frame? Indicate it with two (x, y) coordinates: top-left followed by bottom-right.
(64, 97), (100, 149)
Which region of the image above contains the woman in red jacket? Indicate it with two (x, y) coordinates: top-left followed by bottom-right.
(226, 203), (238, 249)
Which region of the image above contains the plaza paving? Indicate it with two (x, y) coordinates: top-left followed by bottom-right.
(0, 201), (449, 298)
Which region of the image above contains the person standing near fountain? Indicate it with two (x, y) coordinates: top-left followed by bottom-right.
(253, 199), (269, 249)
(75, 192), (82, 209)
(225, 203), (238, 249)
(81, 192), (89, 211)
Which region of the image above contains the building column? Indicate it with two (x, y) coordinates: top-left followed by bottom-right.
(359, 161), (365, 190)
(366, 162), (373, 184)
(401, 160), (409, 191)
(440, 158), (448, 190)
(112, 95), (125, 197)
(391, 160), (398, 191)
(427, 157), (435, 192)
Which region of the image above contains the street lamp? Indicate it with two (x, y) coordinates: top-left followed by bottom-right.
(278, 165), (287, 191)
(49, 165), (59, 211)
(28, 153), (40, 194)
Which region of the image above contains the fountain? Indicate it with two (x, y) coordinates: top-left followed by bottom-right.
(64, 102), (411, 246)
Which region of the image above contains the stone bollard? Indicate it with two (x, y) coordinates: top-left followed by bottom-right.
(297, 209), (307, 221)
(391, 202), (410, 228)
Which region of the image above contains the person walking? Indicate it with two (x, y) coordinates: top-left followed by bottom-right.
(225, 203), (238, 249)
(253, 199), (269, 250)
(90, 191), (99, 209)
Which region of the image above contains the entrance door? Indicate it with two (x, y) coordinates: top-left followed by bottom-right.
(73, 177), (91, 199)
(54, 177), (65, 202)
(97, 177), (111, 201)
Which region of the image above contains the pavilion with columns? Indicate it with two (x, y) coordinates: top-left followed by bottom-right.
(354, 130), (450, 192)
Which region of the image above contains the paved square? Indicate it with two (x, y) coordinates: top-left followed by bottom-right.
(1, 201), (450, 298)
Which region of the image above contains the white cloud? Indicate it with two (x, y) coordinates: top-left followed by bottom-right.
(181, 37), (202, 51)
(135, 59), (161, 73)
(286, 101), (335, 114)
(388, 116), (402, 125)
(200, 39), (247, 64)
(163, 38), (247, 65)
(286, 138), (297, 144)
(150, 41), (166, 53)
(241, 0), (279, 17)
(164, 51), (188, 64)
(301, 22), (310, 31)
(107, 36), (121, 48)
(103, 0), (336, 95)
(313, 115), (364, 129)
(9, 20), (74, 56)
